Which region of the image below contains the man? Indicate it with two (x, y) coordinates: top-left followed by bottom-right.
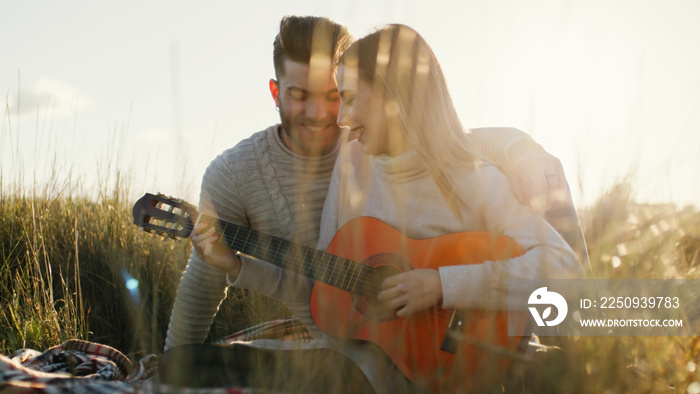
(161, 15), (580, 391)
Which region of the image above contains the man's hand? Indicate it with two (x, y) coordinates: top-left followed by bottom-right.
(377, 269), (443, 318)
(191, 220), (242, 280)
(503, 139), (568, 213)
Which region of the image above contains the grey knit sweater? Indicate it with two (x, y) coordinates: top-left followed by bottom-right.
(164, 124), (339, 349)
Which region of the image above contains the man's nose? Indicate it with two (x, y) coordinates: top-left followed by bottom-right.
(305, 96), (328, 120)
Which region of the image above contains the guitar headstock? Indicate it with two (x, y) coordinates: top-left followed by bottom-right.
(132, 193), (199, 239)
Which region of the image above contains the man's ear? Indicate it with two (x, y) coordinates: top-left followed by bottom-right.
(269, 79), (280, 107)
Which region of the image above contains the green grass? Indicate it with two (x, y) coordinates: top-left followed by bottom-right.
(504, 184), (700, 393)
(0, 188), (292, 359)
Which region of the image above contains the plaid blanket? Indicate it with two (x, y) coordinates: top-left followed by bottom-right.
(0, 317), (311, 393)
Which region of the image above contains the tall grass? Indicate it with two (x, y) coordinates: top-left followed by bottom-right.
(3, 172), (699, 392)
(508, 184), (700, 392)
(0, 185), (291, 358)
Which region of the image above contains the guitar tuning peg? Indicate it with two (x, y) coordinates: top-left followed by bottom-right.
(168, 234), (180, 242)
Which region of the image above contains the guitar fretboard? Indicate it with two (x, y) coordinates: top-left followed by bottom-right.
(211, 216), (372, 295)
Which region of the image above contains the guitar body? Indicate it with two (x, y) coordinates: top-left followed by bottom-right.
(310, 217), (529, 390)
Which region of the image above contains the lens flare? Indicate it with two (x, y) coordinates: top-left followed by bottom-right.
(121, 270), (140, 304)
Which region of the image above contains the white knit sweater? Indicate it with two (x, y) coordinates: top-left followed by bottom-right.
(317, 141), (584, 310)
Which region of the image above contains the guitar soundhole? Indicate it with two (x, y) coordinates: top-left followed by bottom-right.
(354, 253), (411, 322)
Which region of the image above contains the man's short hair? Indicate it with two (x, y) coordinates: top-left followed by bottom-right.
(272, 16), (353, 79)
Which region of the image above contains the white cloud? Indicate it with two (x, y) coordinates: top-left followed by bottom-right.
(7, 77), (96, 118)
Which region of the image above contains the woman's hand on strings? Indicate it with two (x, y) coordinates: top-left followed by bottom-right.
(378, 269), (443, 317)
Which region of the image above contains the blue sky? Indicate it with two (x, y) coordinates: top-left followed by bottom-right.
(2, 0), (699, 208)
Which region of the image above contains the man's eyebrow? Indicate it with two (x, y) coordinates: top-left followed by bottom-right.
(285, 86), (339, 95)
(286, 86), (308, 94)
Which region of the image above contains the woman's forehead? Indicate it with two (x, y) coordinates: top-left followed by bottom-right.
(336, 64), (359, 90)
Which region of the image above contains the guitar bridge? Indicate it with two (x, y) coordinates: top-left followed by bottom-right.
(440, 310), (467, 354)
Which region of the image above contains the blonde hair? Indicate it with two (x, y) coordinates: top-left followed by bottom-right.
(340, 24), (486, 219)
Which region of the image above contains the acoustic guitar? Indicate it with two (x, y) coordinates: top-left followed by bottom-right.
(132, 193), (529, 391)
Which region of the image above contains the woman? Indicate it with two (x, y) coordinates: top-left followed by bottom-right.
(318, 24), (583, 319)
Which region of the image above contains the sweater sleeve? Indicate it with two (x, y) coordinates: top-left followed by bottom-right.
(468, 127), (533, 166)
(164, 151), (244, 350)
(230, 255), (313, 312)
(164, 250), (229, 350)
(438, 166), (584, 310)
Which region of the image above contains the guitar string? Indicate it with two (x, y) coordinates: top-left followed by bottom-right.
(176, 205), (523, 351)
(158, 214), (454, 321)
(196, 214), (388, 295)
(225, 232), (379, 294)
(150, 211), (512, 336)
(221, 224), (459, 322)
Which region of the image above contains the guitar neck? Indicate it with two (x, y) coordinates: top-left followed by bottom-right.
(207, 215), (370, 295)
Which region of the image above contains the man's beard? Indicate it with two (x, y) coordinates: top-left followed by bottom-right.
(278, 101), (294, 141)
(276, 96), (340, 155)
